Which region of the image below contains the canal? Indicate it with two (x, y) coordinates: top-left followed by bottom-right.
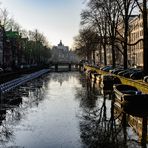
(0, 72), (147, 148)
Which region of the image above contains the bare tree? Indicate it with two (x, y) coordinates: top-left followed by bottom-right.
(8, 18), (21, 31)
(28, 29), (49, 46)
(80, 0), (123, 67)
(74, 28), (99, 64)
(0, 8), (21, 31)
(81, 1), (108, 65)
(0, 8), (10, 28)
(103, 0), (121, 67)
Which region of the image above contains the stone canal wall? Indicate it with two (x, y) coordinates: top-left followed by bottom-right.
(84, 65), (148, 93)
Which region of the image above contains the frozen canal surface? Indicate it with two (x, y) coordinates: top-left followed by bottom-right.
(0, 72), (146, 148)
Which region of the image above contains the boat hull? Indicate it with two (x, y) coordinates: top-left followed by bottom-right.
(100, 74), (121, 90)
(114, 84), (148, 116)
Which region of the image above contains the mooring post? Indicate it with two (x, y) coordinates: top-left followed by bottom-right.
(55, 63), (58, 72)
(0, 92), (1, 101)
(122, 112), (127, 146)
(69, 63), (71, 71)
(141, 117), (147, 148)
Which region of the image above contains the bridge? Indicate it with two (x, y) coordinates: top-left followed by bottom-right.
(49, 62), (80, 72)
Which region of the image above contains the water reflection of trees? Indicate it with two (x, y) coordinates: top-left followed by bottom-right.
(75, 75), (143, 148)
(0, 75), (49, 147)
(79, 95), (141, 148)
(75, 76), (101, 109)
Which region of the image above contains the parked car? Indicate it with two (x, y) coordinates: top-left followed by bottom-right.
(0, 67), (3, 73)
(100, 65), (113, 72)
(110, 67), (124, 75)
(130, 71), (144, 80)
(4, 67), (12, 72)
(118, 69), (129, 76)
(122, 70), (136, 78)
(100, 65), (111, 70)
(143, 76), (148, 82)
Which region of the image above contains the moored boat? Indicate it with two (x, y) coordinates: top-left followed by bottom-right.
(100, 74), (121, 90)
(113, 84), (148, 106)
(114, 103), (148, 143)
(91, 73), (101, 82)
(85, 69), (96, 78)
(123, 100), (148, 117)
(114, 84), (148, 144)
(96, 75), (101, 84)
(114, 84), (141, 100)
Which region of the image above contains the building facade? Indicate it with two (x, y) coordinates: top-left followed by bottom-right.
(129, 14), (143, 67)
(115, 13), (144, 68)
(51, 40), (79, 63)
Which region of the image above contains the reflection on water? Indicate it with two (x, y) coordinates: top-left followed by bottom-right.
(75, 75), (101, 109)
(77, 74), (147, 148)
(0, 72), (83, 148)
(0, 72), (147, 147)
(0, 76), (49, 147)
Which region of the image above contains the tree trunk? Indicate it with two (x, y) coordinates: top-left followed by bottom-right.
(103, 44), (107, 65)
(123, 23), (128, 69)
(143, 0), (148, 74)
(123, 2), (128, 70)
(111, 39), (116, 68)
(99, 44), (102, 65)
(111, 24), (116, 68)
(93, 50), (95, 65)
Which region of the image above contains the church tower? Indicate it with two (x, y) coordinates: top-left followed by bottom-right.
(58, 40), (63, 46)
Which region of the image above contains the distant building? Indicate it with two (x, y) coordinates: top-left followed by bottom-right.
(51, 40), (79, 63)
(56, 40), (69, 52)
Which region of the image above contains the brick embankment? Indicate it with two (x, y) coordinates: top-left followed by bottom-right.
(84, 65), (148, 93)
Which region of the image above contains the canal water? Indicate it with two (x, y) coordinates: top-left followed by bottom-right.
(0, 72), (147, 148)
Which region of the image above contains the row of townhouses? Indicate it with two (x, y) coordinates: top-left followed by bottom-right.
(128, 14), (143, 67)
(94, 11), (145, 68)
(0, 29), (25, 70)
(116, 13), (144, 68)
(0, 28), (50, 71)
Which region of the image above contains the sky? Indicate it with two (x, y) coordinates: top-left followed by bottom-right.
(0, 0), (85, 48)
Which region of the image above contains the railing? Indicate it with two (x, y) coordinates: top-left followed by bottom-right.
(84, 65), (148, 93)
(0, 69), (50, 94)
(50, 63), (79, 72)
